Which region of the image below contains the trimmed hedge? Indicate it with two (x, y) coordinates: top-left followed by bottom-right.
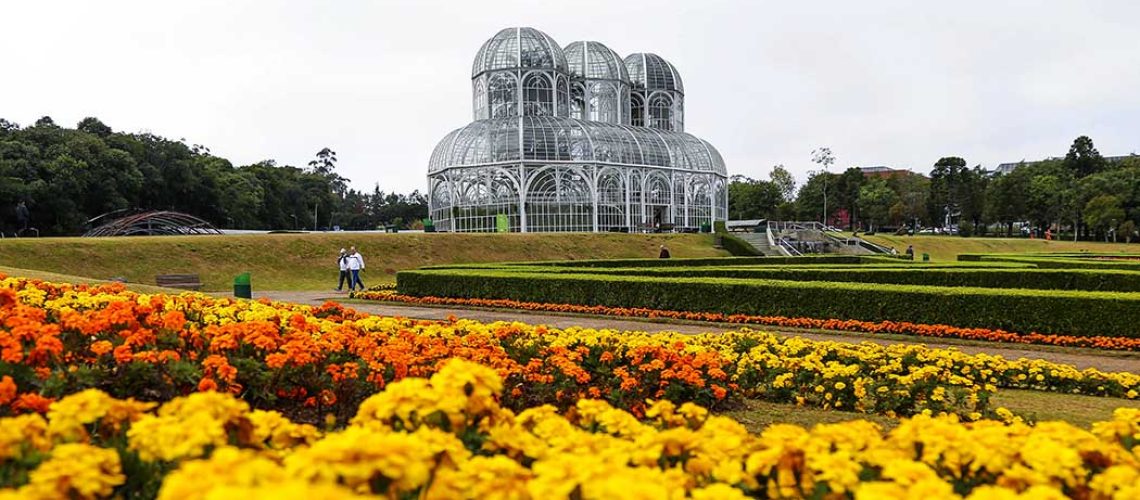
(958, 254), (1140, 271)
(523, 267), (1140, 292)
(396, 269), (1140, 337)
(420, 255), (868, 270)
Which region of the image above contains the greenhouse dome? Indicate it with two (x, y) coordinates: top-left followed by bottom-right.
(429, 27), (728, 233)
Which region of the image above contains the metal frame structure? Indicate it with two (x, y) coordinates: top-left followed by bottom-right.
(430, 27), (727, 233)
(83, 211), (222, 237)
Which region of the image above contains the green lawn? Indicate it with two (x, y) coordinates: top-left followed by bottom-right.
(856, 234), (1138, 262)
(0, 233), (727, 291)
(724, 390), (1140, 433)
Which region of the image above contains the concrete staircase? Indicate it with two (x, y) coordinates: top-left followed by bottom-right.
(734, 231), (775, 255)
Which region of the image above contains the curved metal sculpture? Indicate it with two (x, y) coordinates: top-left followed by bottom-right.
(84, 211), (222, 237)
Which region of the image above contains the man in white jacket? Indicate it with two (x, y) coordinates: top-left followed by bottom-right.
(347, 246), (365, 291)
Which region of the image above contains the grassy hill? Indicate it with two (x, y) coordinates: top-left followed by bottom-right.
(0, 233), (727, 291)
(857, 234), (1138, 261)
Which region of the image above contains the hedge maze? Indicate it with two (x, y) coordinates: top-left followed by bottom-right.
(396, 253), (1140, 338)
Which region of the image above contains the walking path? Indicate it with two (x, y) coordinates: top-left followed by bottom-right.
(241, 290), (1140, 373)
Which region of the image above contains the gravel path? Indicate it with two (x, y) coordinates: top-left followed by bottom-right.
(234, 290), (1140, 373)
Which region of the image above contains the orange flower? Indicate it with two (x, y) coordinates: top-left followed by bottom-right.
(0, 376), (16, 406)
(198, 377), (219, 392)
(12, 393), (53, 414)
(90, 340), (114, 357)
(113, 345), (134, 364)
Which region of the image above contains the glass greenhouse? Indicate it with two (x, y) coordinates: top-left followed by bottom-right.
(428, 27), (728, 233)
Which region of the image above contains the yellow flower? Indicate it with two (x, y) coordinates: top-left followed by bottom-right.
(20, 443), (124, 499)
(158, 447), (288, 500)
(284, 426), (435, 494)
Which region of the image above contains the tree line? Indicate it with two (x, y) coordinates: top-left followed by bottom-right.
(0, 117), (427, 236)
(729, 136), (1139, 241)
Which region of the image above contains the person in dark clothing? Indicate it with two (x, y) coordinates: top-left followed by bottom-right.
(335, 248), (349, 291)
(15, 201), (30, 231)
(659, 245), (671, 258)
(905, 245), (914, 260)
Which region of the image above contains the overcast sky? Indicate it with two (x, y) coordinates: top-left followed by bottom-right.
(4, 1), (1139, 193)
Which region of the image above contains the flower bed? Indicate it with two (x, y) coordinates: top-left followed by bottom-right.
(354, 288), (1140, 351)
(1, 359), (1138, 499)
(2, 276), (1138, 426)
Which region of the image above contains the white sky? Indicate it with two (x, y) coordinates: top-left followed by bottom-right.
(4, 1), (1139, 193)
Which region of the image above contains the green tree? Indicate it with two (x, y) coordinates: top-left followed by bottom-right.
(728, 175), (782, 220)
(834, 167), (865, 229)
(769, 164), (796, 202)
(857, 177), (897, 231)
(810, 147), (835, 224)
(77, 117), (113, 137)
(1064, 135), (1106, 179)
(1083, 195), (1125, 241)
(927, 156), (968, 227)
(984, 171), (1029, 236)
(1119, 220), (1137, 243)
(796, 171), (839, 223)
(886, 173), (929, 230)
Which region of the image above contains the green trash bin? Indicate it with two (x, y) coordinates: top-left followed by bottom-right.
(922, 253), (930, 262)
(700, 223), (711, 233)
(233, 273), (252, 299)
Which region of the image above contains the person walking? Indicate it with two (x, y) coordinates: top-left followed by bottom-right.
(658, 245), (671, 259)
(335, 248), (349, 291)
(347, 246), (366, 291)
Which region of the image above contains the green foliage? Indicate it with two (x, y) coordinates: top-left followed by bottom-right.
(728, 175), (783, 220)
(795, 171), (840, 222)
(397, 267), (1140, 338)
(858, 178), (897, 230)
(1065, 135), (1106, 178)
(957, 253), (1140, 271)
(720, 233), (764, 256)
(0, 117), (426, 235)
(1084, 195), (1126, 239)
(574, 267), (1140, 292)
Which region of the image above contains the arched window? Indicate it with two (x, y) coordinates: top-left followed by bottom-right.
(488, 73), (517, 118)
(630, 93), (646, 127)
(649, 93), (673, 130)
(472, 79), (487, 120)
(523, 72), (553, 116)
(589, 82), (619, 123)
(570, 82), (586, 120)
(556, 75), (570, 118)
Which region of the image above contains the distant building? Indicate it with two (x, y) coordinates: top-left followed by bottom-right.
(856, 166), (913, 178)
(993, 154), (1136, 175)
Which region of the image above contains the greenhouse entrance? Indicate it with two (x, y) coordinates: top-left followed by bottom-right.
(649, 205), (670, 231)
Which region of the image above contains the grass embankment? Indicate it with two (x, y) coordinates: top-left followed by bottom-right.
(857, 234), (1137, 261)
(0, 233), (727, 291)
(728, 391), (1140, 432)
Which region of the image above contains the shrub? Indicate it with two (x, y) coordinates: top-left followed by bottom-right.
(396, 269), (1140, 338)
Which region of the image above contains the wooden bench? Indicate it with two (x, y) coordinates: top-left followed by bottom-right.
(156, 274), (203, 290)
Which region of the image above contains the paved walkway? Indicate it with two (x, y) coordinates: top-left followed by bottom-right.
(238, 290), (1140, 373)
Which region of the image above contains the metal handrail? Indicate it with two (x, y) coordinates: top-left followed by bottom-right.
(778, 237), (803, 256)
